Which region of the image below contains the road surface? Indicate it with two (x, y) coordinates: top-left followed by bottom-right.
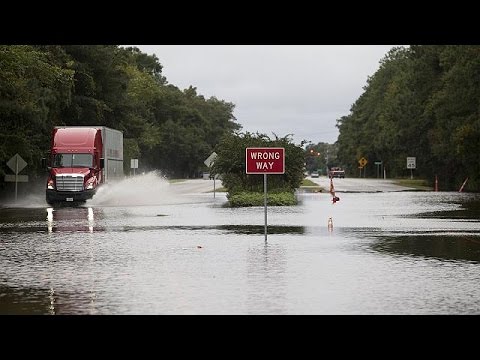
(169, 178), (221, 194)
(307, 176), (415, 193)
(170, 176), (416, 195)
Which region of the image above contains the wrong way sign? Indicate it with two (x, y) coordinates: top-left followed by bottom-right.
(246, 147), (285, 174)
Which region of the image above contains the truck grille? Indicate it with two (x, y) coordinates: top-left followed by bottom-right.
(56, 174), (84, 191)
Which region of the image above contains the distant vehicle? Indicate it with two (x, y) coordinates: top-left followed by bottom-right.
(203, 172), (219, 180)
(329, 167), (345, 178)
(311, 171), (320, 178)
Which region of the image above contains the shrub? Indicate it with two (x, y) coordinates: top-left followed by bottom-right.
(227, 191), (297, 207)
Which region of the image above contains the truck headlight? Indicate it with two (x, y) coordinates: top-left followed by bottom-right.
(85, 177), (96, 190)
(47, 180), (54, 190)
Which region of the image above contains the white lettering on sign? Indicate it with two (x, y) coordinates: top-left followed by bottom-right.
(249, 152), (281, 160)
(246, 147), (285, 174)
(256, 162), (275, 170)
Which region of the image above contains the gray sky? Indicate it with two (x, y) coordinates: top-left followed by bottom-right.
(128, 45), (398, 145)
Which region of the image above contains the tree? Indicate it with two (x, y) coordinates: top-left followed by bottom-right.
(0, 44), (245, 198)
(335, 45), (480, 190)
(0, 45), (74, 188)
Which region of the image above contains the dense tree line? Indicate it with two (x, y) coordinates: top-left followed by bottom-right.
(304, 142), (339, 175)
(0, 45), (240, 193)
(4, 45), (479, 195)
(336, 45), (480, 191)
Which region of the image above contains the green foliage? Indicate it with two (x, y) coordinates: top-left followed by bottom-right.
(211, 132), (306, 205)
(123, 138), (141, 175)
(227, 191), (297, 207)
(394, 179), (433, 191)
(305, 142), (338, 173)
(336, 45), (480, 191)
(0, 45), (241, 195)
(0, 45), (75, 188)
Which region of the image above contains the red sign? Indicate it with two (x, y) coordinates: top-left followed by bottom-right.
(246, 147), (285, 174)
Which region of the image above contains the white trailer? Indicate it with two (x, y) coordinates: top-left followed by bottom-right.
(101, 126), (124, 181)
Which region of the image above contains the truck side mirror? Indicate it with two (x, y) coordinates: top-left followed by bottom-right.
(100, 158), (105, 169)
(41, 158), (47, 169)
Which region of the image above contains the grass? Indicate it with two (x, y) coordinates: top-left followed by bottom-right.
(394, 179), (433, 191)
(167, 179), (186, 183)
(299, 178), (324, 193)
(227, 191), (297, 207)
(207, 186), (227, 192)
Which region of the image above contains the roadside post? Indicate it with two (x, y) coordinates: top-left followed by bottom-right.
(5, 153), (28, 202)
(246, 147), (285, 241)
(407, 157), (416, 179)
(130, 158), (138, 176)
(374, 161), (382, 178)
(204, 152), (217, 198)
(358, 157), (368, 178)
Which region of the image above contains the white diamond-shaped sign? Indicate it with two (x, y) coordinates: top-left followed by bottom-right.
(204, 152), (217, 167)
(7, 153), (27, 174)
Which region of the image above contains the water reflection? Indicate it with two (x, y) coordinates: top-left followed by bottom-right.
(371, 234), (480, 263)
(0, 283), (100, 315)
(48, 287), (56, 315)
(108, 224), (305, 235)
(0, 284), (52, 315)
(246, 242), (287, 314)
(218, 225), (305, 235)
(46, 207), (103, 233)
(405, 199), (480, 220)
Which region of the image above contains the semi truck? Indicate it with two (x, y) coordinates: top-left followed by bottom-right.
(42, 126), (123, 204)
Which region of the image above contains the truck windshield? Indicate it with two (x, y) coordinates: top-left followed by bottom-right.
(52, 154), (93, 168)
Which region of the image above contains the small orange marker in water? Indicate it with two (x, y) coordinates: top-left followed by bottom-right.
(327, 217), (333, 231)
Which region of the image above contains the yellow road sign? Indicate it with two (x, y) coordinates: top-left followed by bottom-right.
(358, 157), (368, 167)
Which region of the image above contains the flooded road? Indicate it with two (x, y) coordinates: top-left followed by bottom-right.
(1, 173), (480, 314)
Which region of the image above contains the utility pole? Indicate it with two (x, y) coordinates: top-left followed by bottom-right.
(325, 149), (329, 176)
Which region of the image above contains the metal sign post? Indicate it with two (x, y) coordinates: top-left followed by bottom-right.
(204, 152), (218, 198)
(264, 173), (267, 241)
(6, 153), (28, 202)
(374, 161), (382, 178)
(358, 157), (368, 178)
(246, 147), (285, 241)
(407, 157), (416, 179)
(131, 158), (138, 176)
(15, 158), (18, 202)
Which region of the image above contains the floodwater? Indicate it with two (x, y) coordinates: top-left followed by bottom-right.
(1, 173), (480, 314)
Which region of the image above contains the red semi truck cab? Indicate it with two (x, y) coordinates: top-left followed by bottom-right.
(43, 126), (123, 205)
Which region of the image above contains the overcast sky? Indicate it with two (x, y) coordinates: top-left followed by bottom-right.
(128, 45), (399, 145)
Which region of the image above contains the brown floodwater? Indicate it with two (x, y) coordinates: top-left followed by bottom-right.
(1, 175), (479, 314)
